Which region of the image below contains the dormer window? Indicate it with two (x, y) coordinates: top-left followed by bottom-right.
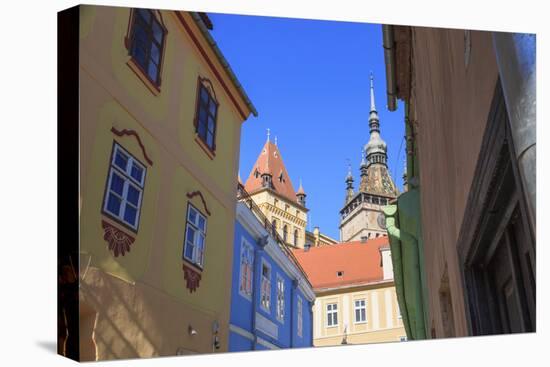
(278, 172), (284, 183)
(262, 173), (272, 188)
(254, 169), (260, 178)
(337, 271), (344, 277)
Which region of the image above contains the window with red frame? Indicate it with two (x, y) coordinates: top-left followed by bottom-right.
(128, 8), (165, 85)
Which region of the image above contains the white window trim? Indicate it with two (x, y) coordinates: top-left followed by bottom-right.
(239, 238), (254, 301)
(183, 203), (207, 268)
(354, 299), (367, 324)
(297, 296), (303, 337)
(276, 274), (285, 322)
(326, 303), (339, 328)
(260, 259), (272, 313)
(102, 143), (146, 230)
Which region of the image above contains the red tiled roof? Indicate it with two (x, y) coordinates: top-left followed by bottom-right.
(292, 237), (389, 290)
(244, 141), (298, 203)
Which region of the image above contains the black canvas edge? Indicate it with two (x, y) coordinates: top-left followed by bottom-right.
(58, 5), (81, 362)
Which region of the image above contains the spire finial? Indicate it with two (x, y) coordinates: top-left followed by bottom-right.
(370, 71), (376, 112)
(275, 135), (278, 146)
(346, 159), (353, 181)
(267, 128), (270, 142)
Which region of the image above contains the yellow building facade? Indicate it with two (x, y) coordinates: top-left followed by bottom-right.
(313, 283), (406, 346)
(77, 6), (255, 361)
(293, 239), (406, 347)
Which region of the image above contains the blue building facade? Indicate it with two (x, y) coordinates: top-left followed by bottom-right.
(229, 202), (315, 351)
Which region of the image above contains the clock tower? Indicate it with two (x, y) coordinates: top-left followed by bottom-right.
(339, 74), (398, 242)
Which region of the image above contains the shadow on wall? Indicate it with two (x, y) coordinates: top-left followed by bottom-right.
(79, 269), (164, 361)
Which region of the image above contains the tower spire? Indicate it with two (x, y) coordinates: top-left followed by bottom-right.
(370, 71), (376, 112)
(364, 73), (387, 168)
(266, 128), (270, 142)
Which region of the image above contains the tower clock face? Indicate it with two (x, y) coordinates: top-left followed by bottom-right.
(377, 213), (386, 229)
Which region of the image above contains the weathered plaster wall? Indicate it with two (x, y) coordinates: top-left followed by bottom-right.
(411, 28), (499, 337)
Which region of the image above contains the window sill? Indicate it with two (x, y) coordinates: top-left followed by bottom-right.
(326, 325), (339, 329)
(354, 321), (368, 325)
(126, 57), (161, 96)
(194, 135), (216, 160)
(182, 257), (203, 273)
(239, 290), (252, 302)
(101, 211), (139, 234)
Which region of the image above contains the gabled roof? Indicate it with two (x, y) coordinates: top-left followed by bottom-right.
(244, 140), (298, 204)
(292, 237), (389, 291)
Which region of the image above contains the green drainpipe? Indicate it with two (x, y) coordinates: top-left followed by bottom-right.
(383, 188), (428, 340)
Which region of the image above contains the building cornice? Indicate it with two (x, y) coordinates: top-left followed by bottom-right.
(247, 187), (309, 212)
(260, 202), (307, 227)
(314, 279), (395, 297)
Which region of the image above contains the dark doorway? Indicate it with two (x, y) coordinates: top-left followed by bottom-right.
(457, 79), (535, 336)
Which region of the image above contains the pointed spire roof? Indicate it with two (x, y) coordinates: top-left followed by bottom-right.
(244, 138), (298, 203)
(297, 178), (306, 196)
(346, 162), (354, 182)
(365, 73), (388, 163)
(362, 73), (397, 197)
(370, 71), (376, 112)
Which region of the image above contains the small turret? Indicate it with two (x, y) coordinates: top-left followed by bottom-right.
(296, 179), (306, 207)
(345, 164), (355, 204)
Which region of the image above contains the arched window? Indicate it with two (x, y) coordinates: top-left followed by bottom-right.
(283, 225), (288, 242)
(294, 229), (298, 246)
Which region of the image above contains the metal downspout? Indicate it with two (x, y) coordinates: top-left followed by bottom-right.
(383, 206), (412, 339)
(382, 25), (397, 111)
(492, 33), (536, 232)
(290, 279), (296, 347)
(252, 237), (267, 350)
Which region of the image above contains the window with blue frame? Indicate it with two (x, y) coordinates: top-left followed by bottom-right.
(128, 8), (166, 86)
(260, 261), (271, 312)
(276, 275), (285, 322)
(239, 239), (254, 300)
(103, 143), (146, 230)
(183, 204), (207, 268)
(297, 296), (303, 337)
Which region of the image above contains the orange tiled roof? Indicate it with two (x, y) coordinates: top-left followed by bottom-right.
(292, 237), (389, 290)
(244, 141), (298, 204)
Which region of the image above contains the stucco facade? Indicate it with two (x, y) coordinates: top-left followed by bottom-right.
(382, 25), (535, 339)
(294, 239), (406, 347)
(77, 6), (255, 360)
(400, 28), (498, 338)
(313, 284), (405, 346)
(229, 202), (315, 351)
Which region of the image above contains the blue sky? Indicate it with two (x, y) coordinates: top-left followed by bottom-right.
(209, 13), (405, 239)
